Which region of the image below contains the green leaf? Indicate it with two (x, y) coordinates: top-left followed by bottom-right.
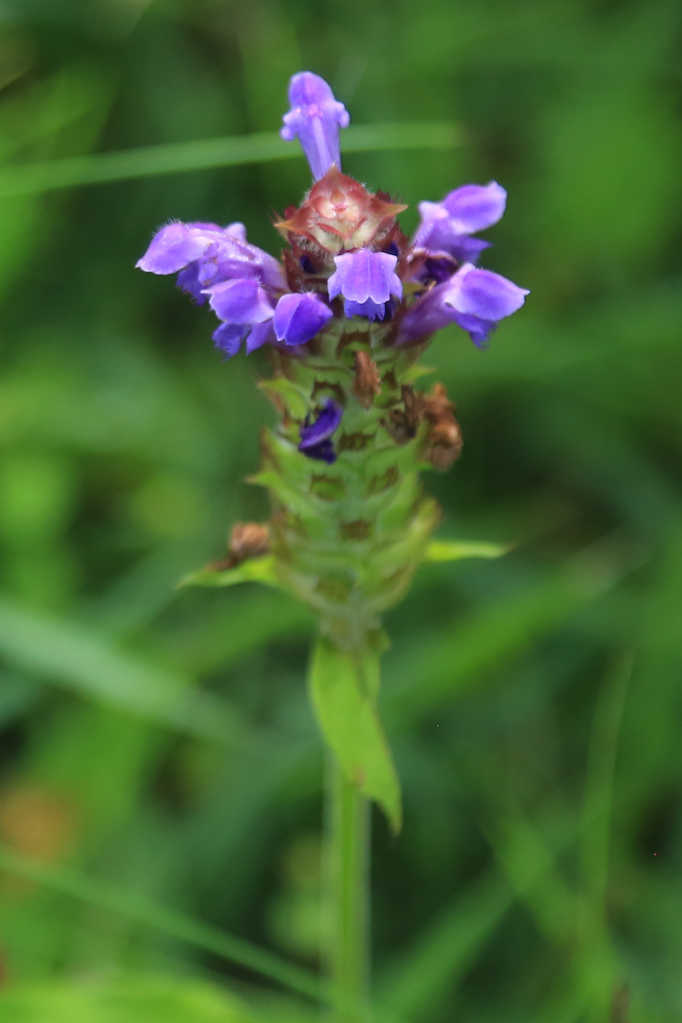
(424, 539), (511, 562)
(258, 377), (309, 420)
(308, 637), (401, 832)
(179, 555), (281, 590)
(0, 596), (242, 743)
(0, 842), (324, 1006)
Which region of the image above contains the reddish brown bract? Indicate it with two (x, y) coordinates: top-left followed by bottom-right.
(275, 167), (406, 254)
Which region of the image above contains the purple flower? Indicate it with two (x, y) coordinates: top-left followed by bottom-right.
(206, 278), (274, 324)
(137, 220), (286, 303)
(138, 220), (297, 358)
(274, 292), (333, 346)
(298, 399), (344, 463)
(412, 182), (507, 265)
(399, 263), (529, 347)
(212, 320), (276, 358)
(201, 279), (277, 358)
(328, 249), (402, 321)
(211, 323), (247, 358)
(280, 72), (350, 180)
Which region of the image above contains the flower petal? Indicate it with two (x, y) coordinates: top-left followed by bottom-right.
(212, 322), (246, 358)
(445, 264), (529, 321)
(245, 320), (276, 353)
(344, 298), (387, 320)
(441, 182), (507, 234)
(206, 278), (274, 324)
(328, 249), (402, 306)
(450, 312), (496, 348)
(136, 221), (223, 274)
(299, 399), (343, 450)
(176, 262), (207, 303)
(274, 292), (333, 346)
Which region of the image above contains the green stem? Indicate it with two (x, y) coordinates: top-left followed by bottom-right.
(327, 751), (371, 1021)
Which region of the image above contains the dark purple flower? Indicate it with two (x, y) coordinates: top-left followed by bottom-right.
(274, 292), (333, 346)
(280, 72), (350, 180)
(412, 182), (506, 264)
(328, 249), (402, 321)
(298, 399), (344, 463)
(399, 262), (529, 347)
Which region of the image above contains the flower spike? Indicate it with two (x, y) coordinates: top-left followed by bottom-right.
(136, 69), (531, 828)
(280, 71), (350, 180)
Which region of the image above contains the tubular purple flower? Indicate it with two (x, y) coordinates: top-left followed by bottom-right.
(399, 263), (529, 348)
(441, 182), (507, 234)
(298, 399), (344, 463)
(280, 72), (350, 180)
(136, 221), (229, 274)
(328, 249), (402, 321)
(413, 182), (507, 264)
(274, 292), (333, 346)
(137, 220), (286, 301)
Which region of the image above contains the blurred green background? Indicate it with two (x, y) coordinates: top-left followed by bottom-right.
(1, 0), (681, 1020)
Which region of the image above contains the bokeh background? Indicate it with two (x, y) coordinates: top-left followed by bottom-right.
(1, 1), (681, 1020)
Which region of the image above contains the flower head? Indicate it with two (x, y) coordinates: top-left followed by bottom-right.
(137, 75), (528, 365)
(280, 71), (350, 180)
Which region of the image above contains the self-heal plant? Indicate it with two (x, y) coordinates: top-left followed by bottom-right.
(137, 70), (527, 1015)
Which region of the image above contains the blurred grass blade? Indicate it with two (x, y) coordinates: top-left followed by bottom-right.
(0, 843), (324, 1006)
(0, 975), (267, 1023)
(386, 535), (645, 726)
(0, 595), (244, 744)
(0, 122), (460, 196)
(580, 653), (633, 913)
(377, 872), (514, 1015)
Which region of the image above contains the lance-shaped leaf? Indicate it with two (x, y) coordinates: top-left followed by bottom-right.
(179, 555), (281, 590)
(308, 636), (401, 832)
(425, 539), (512, 562)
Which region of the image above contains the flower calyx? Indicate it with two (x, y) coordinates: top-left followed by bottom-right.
(275, 166), (406, 255)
